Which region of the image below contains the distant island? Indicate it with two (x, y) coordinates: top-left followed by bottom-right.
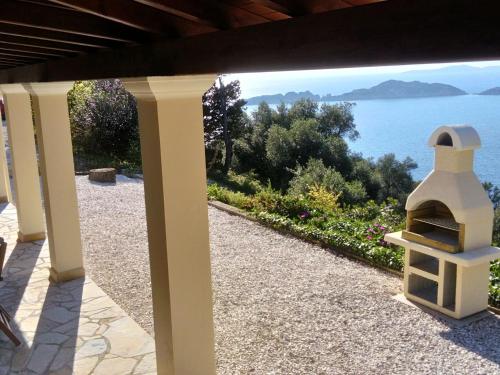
(245, 80), (467, 105)
(479, 87), (500, 95)
(245, 91), (320, 105)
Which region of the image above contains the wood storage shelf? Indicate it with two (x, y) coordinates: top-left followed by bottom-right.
(385, 231), (500, 319)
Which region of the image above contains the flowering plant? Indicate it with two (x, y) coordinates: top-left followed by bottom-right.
(298, 211), (311, 220)
(366, 223), (389, 247)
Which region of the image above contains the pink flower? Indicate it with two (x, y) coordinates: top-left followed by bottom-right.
(299, 211), (310, 220)
(367, 235), (372, 240)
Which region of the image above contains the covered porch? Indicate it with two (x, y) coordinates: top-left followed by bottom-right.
(0, 0), (499, 374)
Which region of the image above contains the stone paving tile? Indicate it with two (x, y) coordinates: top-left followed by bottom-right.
(0, 203), (157, 374)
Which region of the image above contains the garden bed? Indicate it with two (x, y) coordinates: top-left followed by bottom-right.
(207, 182), (500, 309)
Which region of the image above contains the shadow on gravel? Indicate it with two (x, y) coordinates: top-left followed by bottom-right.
(88, 181), (116, 187)
(439, 314), (500, 366)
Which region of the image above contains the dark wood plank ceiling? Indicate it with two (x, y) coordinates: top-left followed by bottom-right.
(0, 0), (381, 76)
(0, 0), (380, 63)
(0, 0), (499, 82)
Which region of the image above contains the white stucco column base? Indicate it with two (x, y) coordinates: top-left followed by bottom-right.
(0, 84), (45, 242)
(25, 82), (84, 283)
(123, 75), (216, 375)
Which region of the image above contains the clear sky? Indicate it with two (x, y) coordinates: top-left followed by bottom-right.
(224, 60), (500, 98)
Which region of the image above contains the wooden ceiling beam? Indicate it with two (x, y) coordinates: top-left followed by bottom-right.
(47, 0), (215, 37)
(249, 0), (306, 16)
(0, 57), (33, 64)
(1, 0), (500, 83)
(135, 0), (273, 29)
(133, 0), (229, 29)
(253, 0), (381, 15)
(0, 44), (65, 58)
(0, 34), (86, 55)
(0, 0), (149, 42)
(0, 24), (117, 49)
(0, 50), (45, 61)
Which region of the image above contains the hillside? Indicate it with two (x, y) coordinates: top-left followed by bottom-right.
(246, 80), (467, 105)
(325, 80), (466, 101)
(245, 90), (320, 105)
(479, 87), (500, 95)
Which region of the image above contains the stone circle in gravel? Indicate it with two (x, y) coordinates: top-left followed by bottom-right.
(76, 176), (500, 375)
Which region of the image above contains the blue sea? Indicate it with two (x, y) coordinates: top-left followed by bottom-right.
(247, 95), (500, 186)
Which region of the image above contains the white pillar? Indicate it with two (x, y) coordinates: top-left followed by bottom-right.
(123, 75), (216, 375)
(0, 84), (45, 241)
(0, 113), (11, 203)
(25, 82), (84, 283)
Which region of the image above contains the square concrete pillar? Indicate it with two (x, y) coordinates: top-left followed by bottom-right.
(0, 84), (45, 241)
(0, 115), (11, 203)
(25, 82), (84, 283)
(123, 75), (216, 375)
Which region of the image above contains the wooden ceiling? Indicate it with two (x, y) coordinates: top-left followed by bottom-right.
(0, 0), (381, 70)
(0, 0), (499, 83)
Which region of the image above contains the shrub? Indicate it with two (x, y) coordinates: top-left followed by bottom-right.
(68, 79), (140, 171)
(206, 183), (254, 210)
(289, 158), (367, 206)
(483, 182), (500, 209)
(254, 211), (404, 271)
(209, 170), (263, 195)
(207, 173), (497, 306)
(344, 200), (381, 221)
(376, 154), (417, 204)
(490, 260), (500, 307)
(343, 180), (368, 205)
(306, 185), (341, 213)
(252, 185), (283, 213)
(276, 194), (311, 219)
(493, 209), (500, 247)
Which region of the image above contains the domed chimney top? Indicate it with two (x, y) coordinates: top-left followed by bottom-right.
(427, 125), (480, 173)
(406, 124), (492, 227)
(428, 125), (481, 150)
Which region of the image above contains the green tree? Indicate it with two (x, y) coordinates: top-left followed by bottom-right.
(483, 181), (500, 209)
(493, 210), (500, 246)
(288, 98), (318, 123)
(265, 119), (353, 189)
(318, 102), (359, 140)
(68, 79), (140, 170)
(350, 157), (381, 200)
(376, 153), (417, 203)
(203, 77), (248, 174)
(274, 102), (290, 128)
(288, 158), (367, 205)
(252, 102), (274, 129)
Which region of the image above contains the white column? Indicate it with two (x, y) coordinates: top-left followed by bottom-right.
(25, 82), (84, 283)
(123, 75), (216, 375)
(0, 112), (11, 203)
(0, 84), (45, 241)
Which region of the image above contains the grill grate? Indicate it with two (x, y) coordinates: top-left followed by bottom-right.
(414, 216), (460, 231)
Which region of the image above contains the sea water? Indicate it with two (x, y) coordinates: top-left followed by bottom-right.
(247, 95), (500, 186)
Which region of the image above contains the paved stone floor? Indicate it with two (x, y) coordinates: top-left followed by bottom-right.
(0, 203), (156, 374)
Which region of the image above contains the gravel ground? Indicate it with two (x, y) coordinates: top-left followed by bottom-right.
(76, 176), (500, 375)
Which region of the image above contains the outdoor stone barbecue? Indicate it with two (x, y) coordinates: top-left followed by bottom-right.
(385, 125), (500, 319)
